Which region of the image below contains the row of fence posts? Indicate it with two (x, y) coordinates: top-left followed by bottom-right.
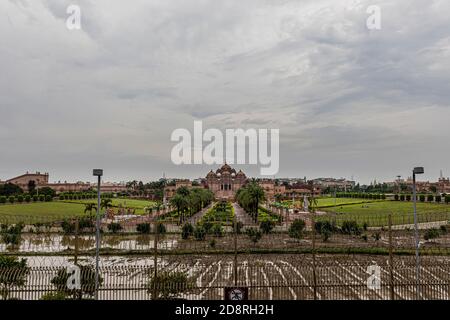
(67, 209), (418, 300)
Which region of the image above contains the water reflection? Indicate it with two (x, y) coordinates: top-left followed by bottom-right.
(0, 234), (178, 253)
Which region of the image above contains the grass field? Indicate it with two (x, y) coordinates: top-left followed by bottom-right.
(0, 202), (87, 223)
(319, 201), (450, 226)
(281, 197), (382, 208)
(62, 198), (157, 214)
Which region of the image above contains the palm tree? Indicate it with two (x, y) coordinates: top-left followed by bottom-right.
(236, 181), (265, 223)
(84, 203), (97, 218)
(100, 198), (112, 210)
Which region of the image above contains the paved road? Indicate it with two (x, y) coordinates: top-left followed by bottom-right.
(187, 203), (214, 224)
(232, 203), (257, 226)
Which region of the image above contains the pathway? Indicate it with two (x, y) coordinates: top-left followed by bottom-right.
(232, 202), (257, 227)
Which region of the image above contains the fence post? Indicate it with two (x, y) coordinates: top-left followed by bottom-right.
(312, 214), (318, 300)
(388, 213), (395, 300)
(74, 217), (79, 265)
(153, 220), (159, 299)
(233, 215), (238, 286)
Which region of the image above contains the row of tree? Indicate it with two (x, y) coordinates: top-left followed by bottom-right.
(335, 193), (386, 200)
(236, 180), (266, 223)
(169, 187), (214, 223)
(394, 194), (450, 203)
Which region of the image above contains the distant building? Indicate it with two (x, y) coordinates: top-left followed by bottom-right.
(312, 178), (355, 191)
(3, 171), (126, 193)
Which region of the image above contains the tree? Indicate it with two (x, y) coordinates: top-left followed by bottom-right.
(170, 194), (189, 224)
(260, 220), (275, 234)
(27, 180), (36, 194)
(37, 187), (56, 198)
(0, 183), (23, 197)
(288, 219), (306, 239)
(100, 199), (112, 210)
(84, 203), (97, 218)
(236, 181), (265, 223)
(0, 255), (29, 300)
(1, 224), (24, 246)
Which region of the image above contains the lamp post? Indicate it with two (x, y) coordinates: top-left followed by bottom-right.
(412, 166), (424, 300)
(93, 169), (103, 300)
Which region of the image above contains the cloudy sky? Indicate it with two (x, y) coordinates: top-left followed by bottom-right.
(1, 0), (450, 184)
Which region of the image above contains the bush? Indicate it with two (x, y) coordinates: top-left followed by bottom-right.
(136, 223), (151, 234)
(25, 195), (31, 203)
(45, 195), (52, 202)
(373, 232), (381, 241)
(288, 219), (306, 239)
(427, 194), (434, 202)
(51, 265), (102, 299)
(246, 227), (262, 243)
(8, 196), (15, 204)
(361, 234), (368, 242)
(440, 225), (448, 234)
(201, 221), (213, 233)
(394, 194), (399, 201)
(181, 223), (194, 239)
(148, 271), (193, 299)
(39, 195), (45, 202)
(32, 195), (38, 202)
(0, 196), (6, 204)
(194, 226), (206, 241)
(446, 195), (450, 204)
(341, 220), (361, 236)
(260, 220), (275, 234)
(1, 223), (24, 246)
(424, 228), (440, 241)
(17, 195), (24, 203)
(107, 222), (122, 233)
(211, 224), (224, 237)
(419, 195), (425, 202)
(156, 223), (166, 235)
(399, 194), (405, 201)
(435, 195), (441, 203)
(406, 195), (411, 201)
(61, 220), (75, 234)
(209, 239), (216, 248)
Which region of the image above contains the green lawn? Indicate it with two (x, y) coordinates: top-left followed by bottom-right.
(200, 202), (235, 225)
(319, 201), (450, 227)
(279, 197), (381, 209)
(62, 198), (157, 214)
(0, 202), (87, 224)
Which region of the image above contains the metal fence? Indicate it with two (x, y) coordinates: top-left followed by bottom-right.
(0, 201), (449, 300)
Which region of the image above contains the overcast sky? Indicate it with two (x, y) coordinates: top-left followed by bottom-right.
(1, 0), (450, 184)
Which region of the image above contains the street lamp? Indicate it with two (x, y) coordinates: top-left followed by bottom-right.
(412, 166), (424, 300)
(93, 169), (103, 300)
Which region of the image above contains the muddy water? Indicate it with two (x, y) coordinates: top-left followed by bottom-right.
(0, 234), (178, 253)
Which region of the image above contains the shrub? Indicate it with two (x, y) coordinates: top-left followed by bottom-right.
(156, 223), (166, 235)
(1, 223), (24, 246)
(8, 196), (15, 204)
(209, 239), (216, 248)
(136, 223), (151, 234)
(39, 195), (45, 202)
(246, 227), (262, 243)
(440, 225), (448, 234)
(424, 228), (440, 241)
(260, 220), (275, 234)
(148, 271), (194, 299)
(419, 195), (425, 202)
(0, 196), (6, 204)
(45, 195), (52, 202)
(288, 219), (306, 239)
(361, 234), (368, 242)
(181, 223), (194, 239)
(17, 195), (24, 203)
(394, 194), (399, 201)
(107, 222), (122, 233)
(406, 195), (411, 201)
(427, 194), (434, 202)
(373, 232), (381, 241)
(201, 221), (213, 233)
(211, 224), (224, 237)
(446, 195), (450, 204)
(61, 220), (75, 234)
(193, 226), (206, 241)
(32, 195), (38, 202)
(24, 195), (31, 203)
(341, 220), (361, 236)
(399, 194), (405, 201)
(362, 222), (368, 231)
(435, 195), (441, 203)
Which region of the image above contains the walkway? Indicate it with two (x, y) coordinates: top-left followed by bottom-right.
(232, 202), (257, 227)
